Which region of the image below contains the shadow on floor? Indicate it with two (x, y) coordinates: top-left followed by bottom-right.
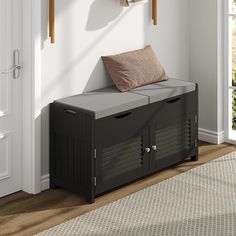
(0, 189), (86, 216)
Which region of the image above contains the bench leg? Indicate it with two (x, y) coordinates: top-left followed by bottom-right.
(191, 155), (198, 161)
(191, 148), (199, 161)
(86, 193), (95, 204)
(50, 180), (58, 189)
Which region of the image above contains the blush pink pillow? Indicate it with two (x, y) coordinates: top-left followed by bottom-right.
(102, 46), (168, 92)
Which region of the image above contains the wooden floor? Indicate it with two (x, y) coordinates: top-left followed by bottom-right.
(0, 142), (236, 236)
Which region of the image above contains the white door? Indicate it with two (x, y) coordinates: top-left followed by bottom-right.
(0, 0), (22, 197)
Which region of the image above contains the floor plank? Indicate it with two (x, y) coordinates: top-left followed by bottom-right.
(0, 142), (235, 236)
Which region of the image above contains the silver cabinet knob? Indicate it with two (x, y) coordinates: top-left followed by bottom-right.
(145, 147), (151, 153)
(152, 145), (157, 151)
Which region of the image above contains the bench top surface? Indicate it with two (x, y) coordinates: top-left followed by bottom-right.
(130, 79), (196, 103)
(56, 87), (149, 119)
(55, 79), (196, 119)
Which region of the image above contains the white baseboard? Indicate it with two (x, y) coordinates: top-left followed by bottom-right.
(41, 174), (50, 191)
(198, 128), (225, 144)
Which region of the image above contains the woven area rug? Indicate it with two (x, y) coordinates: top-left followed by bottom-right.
(37, 152), (236, 236)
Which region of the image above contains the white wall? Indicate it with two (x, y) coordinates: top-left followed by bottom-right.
(40, 0), (190, 176)
(189, 0), (224, 143)
(144, 1), (190, 81)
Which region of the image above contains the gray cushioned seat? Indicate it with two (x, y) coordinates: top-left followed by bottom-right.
(56, 79), (195, 119)
(56, 86), (149, 119)
(130, 79), (195, 103)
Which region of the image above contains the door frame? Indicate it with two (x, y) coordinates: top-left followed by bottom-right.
(223, 0), (236, 144)
(22, 0), (41, 194)
(223, 0), (229, 144)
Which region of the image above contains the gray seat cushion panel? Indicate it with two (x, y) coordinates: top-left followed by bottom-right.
(56, 86), (149, 119)
(130, 78), (195, 103)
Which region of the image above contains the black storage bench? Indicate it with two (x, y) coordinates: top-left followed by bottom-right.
(50, 79), (198, 203)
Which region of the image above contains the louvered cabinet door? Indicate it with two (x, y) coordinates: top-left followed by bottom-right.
(95, 108), (151, 195)
(149, 113), (197, 172)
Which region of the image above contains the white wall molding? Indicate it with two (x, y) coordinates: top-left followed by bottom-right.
(41, 174), (50, 191)
(22, 0), (41, 194)
(217, 0), (224, 135)
(199, 128), (225, 144)
(223, 0), (230, 143)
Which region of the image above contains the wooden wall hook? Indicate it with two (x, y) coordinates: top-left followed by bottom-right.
(49, 0), (55, 43)
(152, 0), (157, 25)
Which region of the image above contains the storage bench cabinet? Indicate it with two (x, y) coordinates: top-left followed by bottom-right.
(50, 79), (198, 203)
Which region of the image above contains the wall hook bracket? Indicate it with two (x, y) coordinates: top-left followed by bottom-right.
(120, 0), (157, 25)
(49, 0), (55, 43)
(152, 0), (157, 25)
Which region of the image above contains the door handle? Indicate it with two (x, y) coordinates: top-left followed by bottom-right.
(114, 112), (132, 119)
(64, 109), (77, 115)
(1, 50), (22, 79)
(165, 97), (181, 104)
(1, 65), (22, 74)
